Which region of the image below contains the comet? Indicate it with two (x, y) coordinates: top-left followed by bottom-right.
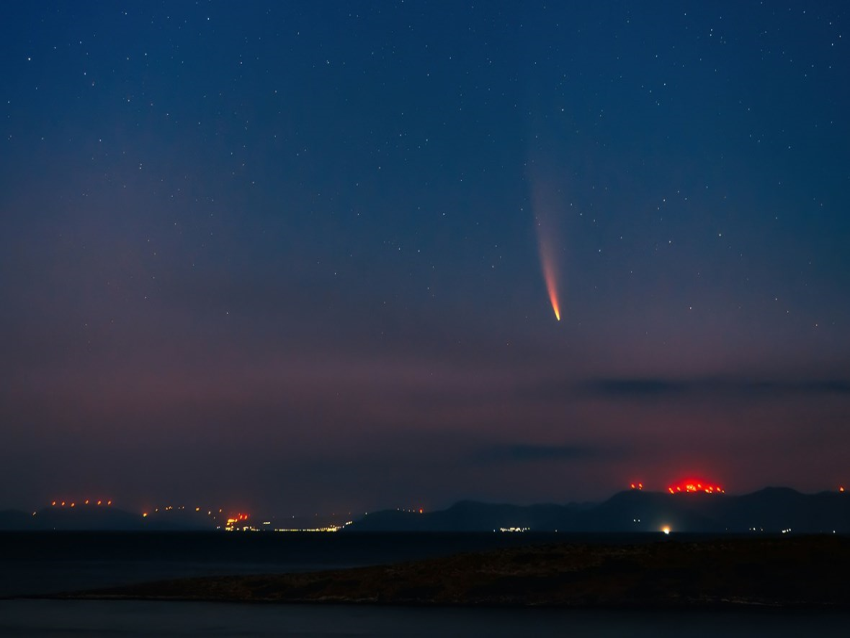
(539, 237), (561, 320)
(531, 181), (563, 321)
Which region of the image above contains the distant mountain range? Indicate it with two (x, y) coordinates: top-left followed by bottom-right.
(2, 488), (848, 533)
(347, 488), (850, 534)
(0, 506), (216, 531)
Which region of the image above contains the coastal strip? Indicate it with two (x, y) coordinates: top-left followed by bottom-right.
(55, 536), (850, 609)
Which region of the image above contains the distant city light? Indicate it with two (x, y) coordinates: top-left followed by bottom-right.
(50, 497), (111, 507)
(270, 522), (353, 533)
(662, 526), (671, 535)
(224, 513), (251, 531)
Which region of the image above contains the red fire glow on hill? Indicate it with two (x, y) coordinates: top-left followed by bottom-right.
(668, 480), (725, 494)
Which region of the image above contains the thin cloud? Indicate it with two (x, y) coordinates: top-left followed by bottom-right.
(578, 377), (850, 399)
(473, 443), (608, 464)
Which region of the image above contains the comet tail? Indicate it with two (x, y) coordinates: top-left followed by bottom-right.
(530, 177), (563, 321)
(542, 254), (561, 321)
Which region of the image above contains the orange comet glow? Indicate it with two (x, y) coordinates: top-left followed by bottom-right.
(531, 178), (564, 321)
(534, 214), (562, 321)
(542, 253), (561, 321)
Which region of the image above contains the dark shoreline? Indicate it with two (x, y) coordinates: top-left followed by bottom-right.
(46, 536), (850, 610)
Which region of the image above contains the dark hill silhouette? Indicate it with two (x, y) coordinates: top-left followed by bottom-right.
(0, 506), (216, 531)
(32, 506), (146, 531)
(0, 509), (34, 530)
(3, 488), (848, 533)
(348, 488), (850, 533)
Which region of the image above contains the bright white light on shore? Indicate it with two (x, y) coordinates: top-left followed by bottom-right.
(662, 526), (671, 535)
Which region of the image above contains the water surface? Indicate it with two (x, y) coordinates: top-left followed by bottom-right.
(1, 600), (848, 638)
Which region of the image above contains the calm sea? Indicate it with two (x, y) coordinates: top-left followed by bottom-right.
(0, 531), (571, 597)
(0, 530), (681, 597)
(1, 600), (847, 637)
(1, 532), (847, 636)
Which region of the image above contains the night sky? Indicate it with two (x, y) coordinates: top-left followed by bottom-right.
(2, 1), (849, 516)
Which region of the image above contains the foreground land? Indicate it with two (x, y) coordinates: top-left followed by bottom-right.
(64, 536), (850, 609)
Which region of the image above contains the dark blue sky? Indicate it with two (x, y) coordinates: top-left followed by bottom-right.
(1, 1), (848, 515)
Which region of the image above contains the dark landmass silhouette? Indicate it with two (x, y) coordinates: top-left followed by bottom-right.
(2, 487), (848, 533)
(61, 536), (850, 609)
(348, 488), (850, 534)
(0, 506), (213, 531)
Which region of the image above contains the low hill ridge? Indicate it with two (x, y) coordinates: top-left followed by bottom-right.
(348, 489), (850, 533)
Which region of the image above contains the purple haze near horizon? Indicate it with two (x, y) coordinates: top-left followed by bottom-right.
(1, 1), (849, 516)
